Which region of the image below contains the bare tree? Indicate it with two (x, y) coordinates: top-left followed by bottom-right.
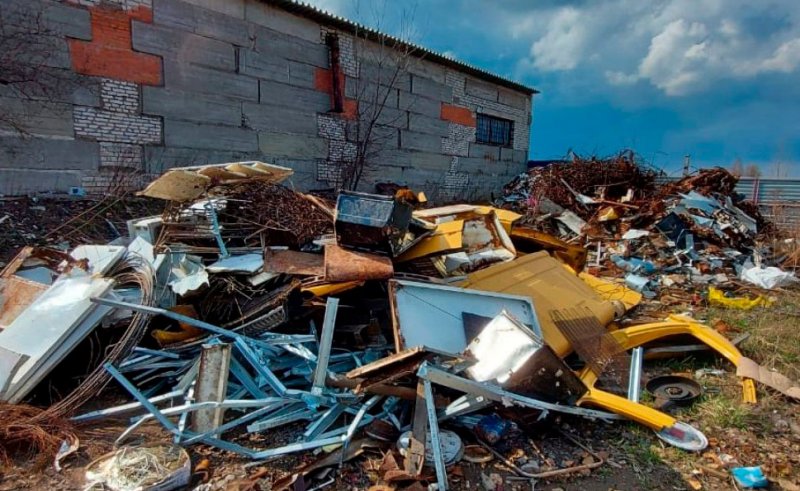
(332, 2), (421, 191)
(730, 158), (743, 177)
(744, 164), (762, 178)
(0, 2), (90, 135)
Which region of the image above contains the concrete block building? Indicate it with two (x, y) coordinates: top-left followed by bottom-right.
(0, 0), (537, 200)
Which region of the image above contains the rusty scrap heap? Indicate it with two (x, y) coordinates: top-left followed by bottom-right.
(0, 160), (798, 490)
(500, 155), (791, 300)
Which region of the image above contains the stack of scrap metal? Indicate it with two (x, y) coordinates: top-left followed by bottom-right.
(2, 160), (799, 491)
(500, 154), (795, 303)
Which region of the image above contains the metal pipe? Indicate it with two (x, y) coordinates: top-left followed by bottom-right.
(311, 297), (339, 395)
(628, 347), (644, 403)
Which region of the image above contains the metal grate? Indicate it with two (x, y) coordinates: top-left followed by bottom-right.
(550, 307), (630, 394)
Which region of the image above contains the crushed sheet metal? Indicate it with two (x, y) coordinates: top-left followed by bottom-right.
(207, 254), (264, 274)
(509, 227), (588, 272)
(0, 274), (115, 402)
(395, 220), (464, 263)
(167, 254), (209, 295)
(324, 244), (394, 282)
(264, 249), (324, 276)
(413, 207), (516, 274)
(139, 161), (293, 201)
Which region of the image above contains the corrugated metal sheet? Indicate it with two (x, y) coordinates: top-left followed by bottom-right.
(265, 0), (538, 95)
(735, 178), (800, 230)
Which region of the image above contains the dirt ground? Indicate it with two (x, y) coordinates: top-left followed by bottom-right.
(1, 196), (799, 490)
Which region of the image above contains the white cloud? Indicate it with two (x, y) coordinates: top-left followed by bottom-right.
(508, 0), (800, 96)
(530, 8), (587, 71)
(760, 38), (800, 73)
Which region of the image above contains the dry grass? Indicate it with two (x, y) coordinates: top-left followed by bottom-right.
(706, 288), (800, 382)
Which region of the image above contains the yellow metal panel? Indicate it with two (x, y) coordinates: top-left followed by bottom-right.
(457, 251), (617, 356)
(301, 280), (364, 298)
(395, 220), (464, 263)
(476, 206), (522, 234)
(578, 272), (642, 311)
(511, 227), (588, 271)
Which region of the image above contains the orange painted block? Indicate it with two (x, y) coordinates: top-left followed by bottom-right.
(343, 98), (358, 120)
(68, 4), (161, 85)
(314, 67), (333, 93)
(440, 103), (476, 127)
(70, 42), (161, 85)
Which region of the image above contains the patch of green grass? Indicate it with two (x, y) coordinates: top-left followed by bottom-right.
(621, 427), (663, 468)
(693, 394), (753, 429)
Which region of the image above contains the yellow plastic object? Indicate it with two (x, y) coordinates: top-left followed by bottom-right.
(301, 280), (364, 298)
(395, 220), (464, 263)
(708, 286), (773, 310)
(598, 207), (619, 222)
(577, 368), (677, 430)
(579, 272), (642, 312)
(152, 305), (204, 346)
(457, 251), (618, 356)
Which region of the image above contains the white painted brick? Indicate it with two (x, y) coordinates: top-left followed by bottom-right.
(74, 106), (162, 144)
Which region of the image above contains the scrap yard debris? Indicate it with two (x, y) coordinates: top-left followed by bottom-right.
(502, 152), (795, 306)
(0, 158), (798, 490)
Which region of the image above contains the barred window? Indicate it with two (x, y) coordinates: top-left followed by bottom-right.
(476, 114), (513, 147)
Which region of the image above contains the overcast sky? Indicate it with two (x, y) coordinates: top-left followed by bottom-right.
(309, 0), (800, 176)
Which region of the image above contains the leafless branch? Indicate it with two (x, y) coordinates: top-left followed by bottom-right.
(0, 3), (93, 136)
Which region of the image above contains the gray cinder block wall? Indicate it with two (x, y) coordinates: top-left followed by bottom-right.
(0, 0), (535, 201)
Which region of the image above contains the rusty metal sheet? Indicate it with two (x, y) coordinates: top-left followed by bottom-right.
(324, 244), (393, 282)
(345, 347), (447, 394)
(346, 347), (427, 380)
(264, 249), (324, 276)
(0, 276), (49, 329)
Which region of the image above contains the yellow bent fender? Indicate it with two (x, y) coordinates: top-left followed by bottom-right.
(577, 368), (676, 430)
(610, 315), (757, 403)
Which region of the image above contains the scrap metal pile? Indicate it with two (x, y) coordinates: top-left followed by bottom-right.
(501, 153), (796, 301)
(1, 160), (799, 490)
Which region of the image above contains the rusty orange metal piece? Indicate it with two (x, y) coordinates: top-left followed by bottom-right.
(324, 244), (394, 282)
(264, 249), (324, 276)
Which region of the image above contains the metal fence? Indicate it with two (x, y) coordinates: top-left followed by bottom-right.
(735, 178), (800, 231)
